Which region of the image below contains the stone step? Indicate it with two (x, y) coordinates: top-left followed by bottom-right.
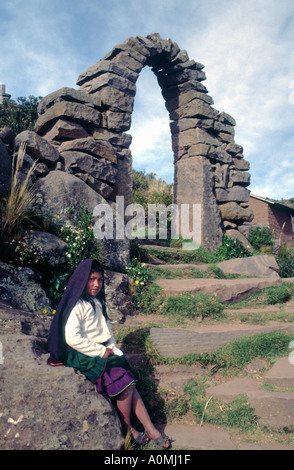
(264, 356), (294, 388)
(146, 254), (281, 279)
(164, 423), (236, 450)
(154, 277), (283, 303)
(247, 389), (294, 429)
(150, 324), (294, 358)
(164, 423), (294, 450)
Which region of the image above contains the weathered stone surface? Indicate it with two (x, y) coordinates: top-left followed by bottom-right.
(212, 163), (230, 188)
(225, 142), (243, 155)
(174, 155), (222, 252)
(37, 87), (102, 114)
(59, 137), (117, 164)
(206, 378), (262, 403)
(0, 303), (124, 450)
(32, 170), (107, 225)
(224, 229), (254, 251)
(98, 87), (134, 113)
(154, 277), (282, 303)
(219, 201), (254, 222)
(0, 138), (12, 193)
(215, 186), (250, 203)
(247, 390), (294, 429)
(208, 147), (233, 165)
(60, 150), (117, 184)
(22, 230), (68, 267)
(42, 119), (89, 144)
(229, 169), (251, 186)
(77, 59), (139, 86)
(104, 270), (133, 327)
(264, 357), (294, 388)
(91, 128), (132, 148)
(169, 98), (218, 120)
(103, 110), (132, 132)
(165, 89), (213, 112)
(172, 127), (219, 159)
(14, 130), (60, 166)
(0, 261), (50, 313)
(81, 73), (136, 96)
(218, 111), (236, 127)
(164, 424), (235, 450)
(75, 173), (113, 198)
(217, 255), (280, 279)
(150, 323), (285, 357)
(34, 102), (102, 134)
(232, 157), (250, 171)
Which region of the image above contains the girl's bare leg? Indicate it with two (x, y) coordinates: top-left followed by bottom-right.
(116, 385), (136, 437)
(116, 384), (169, 448)
(131, 386), (162, 440)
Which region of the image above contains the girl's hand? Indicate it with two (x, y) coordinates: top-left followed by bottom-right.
(103, 347), (115, 358)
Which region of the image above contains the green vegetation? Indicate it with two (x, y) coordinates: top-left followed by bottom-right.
(0, 96), (41, 137)
(163, 292), (224, 321)
(1, 143), (37, 240)
(277, 244), (294, 278)
(214, 235), (252, 260)
(247, 226), (274, 251)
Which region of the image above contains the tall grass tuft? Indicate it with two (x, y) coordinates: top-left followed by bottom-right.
(1, 142), (37, 239)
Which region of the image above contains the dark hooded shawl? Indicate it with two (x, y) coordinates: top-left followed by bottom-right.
(47, 259), (106, 365)
(47, 258), (134, 386)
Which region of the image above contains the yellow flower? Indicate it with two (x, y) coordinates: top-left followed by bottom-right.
(135, 280), (139, 285)
(42, 309), (47, 314)
(55, 214), (60, 218)
(52, 310), (56, 315)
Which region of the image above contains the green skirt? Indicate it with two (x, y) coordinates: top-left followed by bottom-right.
(65, 349), (135, 391)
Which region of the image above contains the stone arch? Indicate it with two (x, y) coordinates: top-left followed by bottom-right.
(28, 33), (253, 265)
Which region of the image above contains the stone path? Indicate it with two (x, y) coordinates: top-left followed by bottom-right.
(154, 277), (283, 303)
(131, 248), (294, 450)
(150, 323), (294, 357)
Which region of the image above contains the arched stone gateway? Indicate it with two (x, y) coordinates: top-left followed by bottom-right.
(16, 33), (253, 265)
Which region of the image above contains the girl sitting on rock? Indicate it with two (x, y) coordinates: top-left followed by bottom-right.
(47, 258), (171, 449)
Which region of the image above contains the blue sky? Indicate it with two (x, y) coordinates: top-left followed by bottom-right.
(1, 0), (294, 199)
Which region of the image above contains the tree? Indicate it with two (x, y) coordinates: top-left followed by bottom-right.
(0, 95), (42, 136)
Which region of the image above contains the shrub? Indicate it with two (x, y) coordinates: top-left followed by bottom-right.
(277, 244), (294, 278)
(214, 236), (252, 260)
(247, 226), (274, 250)
(264, 283), (293, 304)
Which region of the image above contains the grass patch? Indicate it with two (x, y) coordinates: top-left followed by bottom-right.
(163, 292), (225, 321)
(228, 283), (294, 310)
(183, 378), (258, 431)
(144, 246), (219, 265)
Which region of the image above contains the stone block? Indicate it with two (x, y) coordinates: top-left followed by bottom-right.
(59, 137), (117, 164)
(206, 378), (262, 403)
(264, 357), (294, 388)
(15, 130), (60, 166)
(217, 255), (280, 278)
(219, 201), (254, 222)
(37, 86), (101, 115)
(60, 150), (117, 183)
(247, 390), (294, 428)
(169, 98), (218, 120)
(0, 138), (12, 193)
(34, 101), (102, 134)
(215, 186), (250, 203)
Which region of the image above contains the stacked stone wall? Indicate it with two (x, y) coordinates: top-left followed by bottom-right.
(10, 33), (253, 262)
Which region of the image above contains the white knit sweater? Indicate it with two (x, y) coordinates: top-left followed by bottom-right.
(64, 298), (116, 358)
